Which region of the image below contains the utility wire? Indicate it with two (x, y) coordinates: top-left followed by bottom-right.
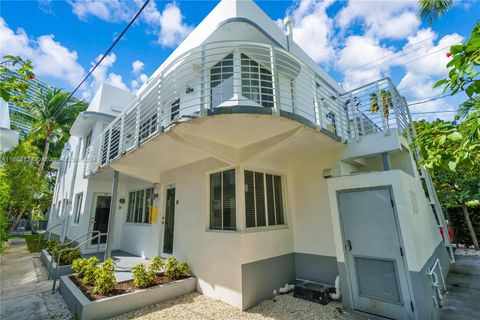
(343, 35), (439, 75)
(52, 0), (151, 117)
(408, 94), (451, 106)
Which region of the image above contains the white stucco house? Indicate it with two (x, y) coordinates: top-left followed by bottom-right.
(46, 1), (454, 319)
(0, 98), (19, 152)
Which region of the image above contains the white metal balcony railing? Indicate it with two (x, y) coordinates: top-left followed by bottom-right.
(84, 41), (411, 177)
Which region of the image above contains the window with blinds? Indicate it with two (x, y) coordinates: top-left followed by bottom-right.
(127, 187), (155, 223)
(245, 170), (284, 228)
(210, 169), (236, 230)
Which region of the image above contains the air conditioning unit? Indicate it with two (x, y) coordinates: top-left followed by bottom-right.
(294, 280), (334, 305)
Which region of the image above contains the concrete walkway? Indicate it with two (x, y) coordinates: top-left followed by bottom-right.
(0, 238), (53, 320)
(441, 254), (480, 319)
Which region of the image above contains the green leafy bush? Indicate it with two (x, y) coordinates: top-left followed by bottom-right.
(149, 256), (164, 272)
(46, 239), (60, 253)
(61, 247), (81, 265)
(93, 258), (116, 295)
(132, 263), (154, 288)
(164, 257), (190, 280)
(72, 258), (89, 277)
(82, 257), (100, 285)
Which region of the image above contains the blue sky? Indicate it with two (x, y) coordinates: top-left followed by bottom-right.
(1, 0), (479, 120)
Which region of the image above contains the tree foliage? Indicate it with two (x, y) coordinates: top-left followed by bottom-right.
(0, 55), (34, 107)
(418, 0), (452, 24)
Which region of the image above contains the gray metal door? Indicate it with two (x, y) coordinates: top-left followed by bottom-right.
(338, 188), (411, 319)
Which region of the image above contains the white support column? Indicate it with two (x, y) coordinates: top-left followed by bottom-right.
(105, 170), (119, 259)
(270, 46), (281, 116)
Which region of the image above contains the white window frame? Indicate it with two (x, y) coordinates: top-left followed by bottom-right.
(72, 193), (83, 225)
(82, 130), (92, 158)
(126, 187), (155, 224)
(243, 168), (286, 230)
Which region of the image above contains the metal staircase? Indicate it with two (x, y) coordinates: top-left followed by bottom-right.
(402, 97), (456, 263)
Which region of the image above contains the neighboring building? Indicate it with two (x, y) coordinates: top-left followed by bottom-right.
(0, 98), (19, 151)
(47, 1), (453, 319)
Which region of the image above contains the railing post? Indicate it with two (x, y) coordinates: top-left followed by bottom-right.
(233, 47), (242, 102)
(312, 79), (321, 131)
(200, 46), (207, 117)
(119, 115), (125, 155)
(157, 75), (163, 133)
(270, 46), (281, 116)
(106, 128), (112, 164)
(135, 103), (140, 148)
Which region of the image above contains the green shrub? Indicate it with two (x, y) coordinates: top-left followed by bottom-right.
(132, 263), (154, 288)
(82, 257), (100, 286)
(164, 257), (190, 280)
(61, 247), (81, 265)
(46, 239), (60, 253)
(93, 258), (116, 295)
(149, 256), (164, 273)
(72, 258), (89, 277)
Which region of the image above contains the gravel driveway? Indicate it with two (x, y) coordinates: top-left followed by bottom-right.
(111, 292), (364, 320)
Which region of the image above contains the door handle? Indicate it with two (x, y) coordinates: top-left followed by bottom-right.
(345, 240), (352, 251)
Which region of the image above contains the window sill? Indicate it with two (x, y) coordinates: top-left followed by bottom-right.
(243, 225), (289, 233)
(124, 222), (152, 226)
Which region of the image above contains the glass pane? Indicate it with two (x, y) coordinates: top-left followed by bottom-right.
(144, 188), (151, 223)
(127, 192), (135, 222)
(244, 171), (255, 228)
(266, 174), (275, 225)
(210, 173), (222, 230)
(274, 176), (284, 225)
(255, 172), (266, 227)
(222, 169), (236, 230)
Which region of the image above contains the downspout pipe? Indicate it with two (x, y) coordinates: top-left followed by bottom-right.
(329, 275), (341, 300)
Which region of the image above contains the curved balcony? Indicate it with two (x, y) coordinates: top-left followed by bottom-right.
(84, 41), (410, 177)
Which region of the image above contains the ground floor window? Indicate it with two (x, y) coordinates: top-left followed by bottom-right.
(245, 170), (285, 228)
(127, 187), (155, 223)
(73, 193), (83, 224)
(210, 169), (236, 230)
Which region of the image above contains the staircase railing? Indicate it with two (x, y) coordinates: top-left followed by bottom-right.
(51, 232), (108, 292)
(47, 231), (101, 280)
(403, 96), (455, 263)
(37, 222), (63, 249)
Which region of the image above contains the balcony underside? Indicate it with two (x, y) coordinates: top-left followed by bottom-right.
(108, 112), (344, 182)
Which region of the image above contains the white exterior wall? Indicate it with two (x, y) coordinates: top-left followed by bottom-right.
(326, 170), (443, 272)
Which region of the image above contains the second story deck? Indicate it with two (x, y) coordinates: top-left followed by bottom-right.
(84, 41), (412, 177)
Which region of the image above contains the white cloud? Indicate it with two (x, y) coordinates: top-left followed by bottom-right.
(68, 0), (192, 48)
(336, 0), (419, 39)
(0, 17), (85, 87)
(130, 59), (148, 91)
(337, 35), (395, 89)
(90, 53), (128, 92)
(287, 0), (336, 64)
(68, 0), (134, 22)
(131, 59), (144, 75)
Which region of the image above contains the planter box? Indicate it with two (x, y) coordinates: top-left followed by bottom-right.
(59, 275), (196, 320)
(40, 249), (74, 279)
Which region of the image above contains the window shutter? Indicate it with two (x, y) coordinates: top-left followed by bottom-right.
(274, 175), (284, 225)
(255, 172), (266, 227)
(210, 173), (222, 229)
(222, 169), (236, 230)
(266, 174), (276, 225)
(245, 170), (255, 228)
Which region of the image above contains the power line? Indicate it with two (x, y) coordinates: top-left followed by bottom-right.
(410, 110), (456, 115)
(408, 94), (451, 106)
(52, 0), (151, 117)
(344, 35), (440, 75)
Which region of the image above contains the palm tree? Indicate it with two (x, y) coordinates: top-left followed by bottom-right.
(28, 87), (87, 177)
(418, 0), (452, 24)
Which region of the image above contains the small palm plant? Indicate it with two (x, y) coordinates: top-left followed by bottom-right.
(369, 92), (379, 113)
(380, 90), (392, 125)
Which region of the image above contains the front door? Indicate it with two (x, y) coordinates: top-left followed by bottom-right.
(338, 187), (412, 319)
(91, 194), (111, 245)
(163, 187), (176, 254)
